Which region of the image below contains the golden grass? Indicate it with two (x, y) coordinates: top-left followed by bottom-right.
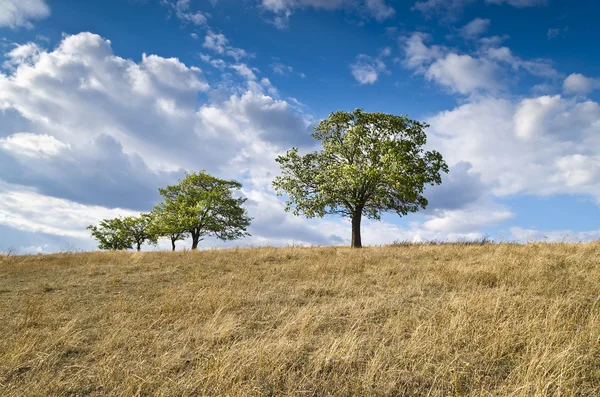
(2, 244), (600, 396)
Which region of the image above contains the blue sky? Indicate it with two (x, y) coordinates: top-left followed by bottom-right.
(1, 0), (600, 253)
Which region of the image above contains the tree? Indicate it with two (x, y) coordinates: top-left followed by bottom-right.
(158, 171), (252, 250)
(121, 214), (157, 252)
(87, 214), (156, 252)
(87, 218), (134, 251)
(272, 109), (448, 248)
(151, 203), (189, 251)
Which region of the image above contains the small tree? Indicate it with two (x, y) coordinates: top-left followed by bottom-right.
(87, 218), (134, 251)
(151, 203), (189, 251)
(121, 214), (157, 252)
(158, 171), (252, 250)
(273, 109), (448, 248)
(88, 214), (156, 252)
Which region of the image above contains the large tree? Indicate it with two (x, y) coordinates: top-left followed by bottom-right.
(158, 171), (252, 250)
(272, 109), (448, 248)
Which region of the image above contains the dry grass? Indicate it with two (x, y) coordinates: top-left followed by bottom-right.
(2, 244), (600, 396)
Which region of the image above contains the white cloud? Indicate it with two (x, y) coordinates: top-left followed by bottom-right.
(0, 133), (70, 158)
(230, 63), (258, 80)
(350, 49), (391, 85)
(0, 181), (137, 238)
(486, 46), (558, 78)
(401, 32), (558, 95)
(3, 42), (42, 68)
(402, 32), (446, 71)
(0, 0), (50, 29)
(510, 227), (600, 243)
(459, 17), (490, 39)
(199, 53), (227, 70)
(426, 53), (501, 94)
(350, 54), (387, 85)
(422, 206), (513, 234)
(0, 32), (342, 249)
(426, 95), (600, 200)
(202, 30), (251, 61)
(20, 244), (48, 254)
(563, 73), (600, 95)
(513, 95), (566, 139)
(203, 30), (228, 53)
(364, 0), (395, 20)
(164, 0), (208, 25)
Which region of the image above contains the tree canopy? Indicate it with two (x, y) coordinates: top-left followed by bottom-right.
(272, 109), (448, 248)
(87, 218), (132, 251)
(88, 214), (156, 252)
(157, 171), (252, 250)
(150, 203), (189, 252)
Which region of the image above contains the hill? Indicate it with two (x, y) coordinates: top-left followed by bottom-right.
(2, 244), (600, 396)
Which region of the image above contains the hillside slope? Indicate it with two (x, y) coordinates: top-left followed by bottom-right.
(2, 244), (600, 396)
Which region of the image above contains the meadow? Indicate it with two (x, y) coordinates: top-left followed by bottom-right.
(2, 243), (600, 396)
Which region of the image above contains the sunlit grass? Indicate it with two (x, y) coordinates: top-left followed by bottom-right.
(2, 244), (600, 396)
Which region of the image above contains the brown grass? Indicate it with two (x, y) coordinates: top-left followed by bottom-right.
(1, 244), (600, 396)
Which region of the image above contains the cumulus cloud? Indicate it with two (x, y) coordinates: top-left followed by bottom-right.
(230, 63), (258, 80)
(350, 48), (390, 85)
(563, 73), (600, 95)
(424, 162), (487, 212)
(400, 32), (558, 95)
(486, 46), (558, 78)
(426, 95), (600, 200)
(0, 32), (320, 246)
(0, 133), (69, 158)
(350, 54), (387, 85)
(0, 181), (138, 238)
(402, 32), (446, 71)
(426, 53), (501, 94)
(0, 134), (183, 210)
(0, 0), (50, 29)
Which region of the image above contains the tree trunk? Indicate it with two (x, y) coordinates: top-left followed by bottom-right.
(351, 210), (362, 248)
(171, 238), (176, 252)
(136, 242), (141, 252)
(191, 232), (199, 250)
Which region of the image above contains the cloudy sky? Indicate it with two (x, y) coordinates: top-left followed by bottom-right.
(0, 0), (599, 253)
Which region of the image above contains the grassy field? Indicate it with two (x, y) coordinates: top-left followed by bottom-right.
(2, 244), (600, 396)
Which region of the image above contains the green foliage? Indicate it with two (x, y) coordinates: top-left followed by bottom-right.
(151, 202), (189, 251)
(158, 171), (252, 249)
(88, 214), (156, 252)
(121, 214), (157, 251)
(272, 109), (448, 248)
(87, 218), (134, 251)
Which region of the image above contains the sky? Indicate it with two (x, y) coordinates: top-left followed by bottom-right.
(1, 0), (600, 253)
